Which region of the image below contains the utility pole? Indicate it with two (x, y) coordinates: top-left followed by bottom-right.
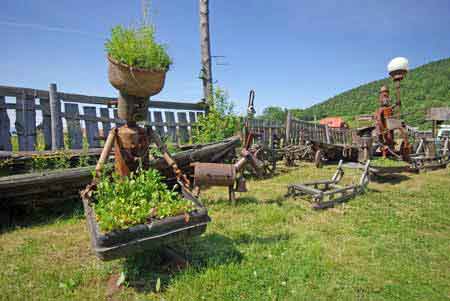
(199, 0), (213, 102)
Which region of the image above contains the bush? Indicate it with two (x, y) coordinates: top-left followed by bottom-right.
(93, 169), (194, 232)
(193, 88), (241, 143)
(105, 25), (172, 71)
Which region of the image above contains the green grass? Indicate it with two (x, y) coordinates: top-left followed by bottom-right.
(1, 163), (449, 300)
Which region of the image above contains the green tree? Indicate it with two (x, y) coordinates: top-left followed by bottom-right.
(192, 88), (241, 143)
(259, 106), (286, 123)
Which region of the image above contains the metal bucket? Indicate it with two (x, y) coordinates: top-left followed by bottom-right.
(386, 118), (402, 130)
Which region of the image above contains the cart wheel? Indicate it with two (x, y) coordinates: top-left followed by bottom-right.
(259, 147), (276, 176)
(315, 150), (323, 168)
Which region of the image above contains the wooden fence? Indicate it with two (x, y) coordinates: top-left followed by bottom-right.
(0, 84), (207, 151)
(246, 112), (358, 148)
(245, 118), (285, 147)
(287, 117), (357, 146)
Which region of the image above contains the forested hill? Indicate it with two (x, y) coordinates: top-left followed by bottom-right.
(297, 57), (450, 127)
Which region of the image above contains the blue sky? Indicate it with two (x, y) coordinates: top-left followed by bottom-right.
(2, 0), (450, 114)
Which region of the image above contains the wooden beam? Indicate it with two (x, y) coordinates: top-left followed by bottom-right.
(49, 83), (64, 150)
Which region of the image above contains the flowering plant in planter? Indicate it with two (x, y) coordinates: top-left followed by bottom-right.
(93, 169), (194, 232)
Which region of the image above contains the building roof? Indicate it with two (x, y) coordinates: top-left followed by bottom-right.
(319, 117), (345, 128)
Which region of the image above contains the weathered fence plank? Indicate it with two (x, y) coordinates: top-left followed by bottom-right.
(153, 111), (165, 137)
(49, 83), (64, 150)
(64, 103), (83, 149)
(188, 112), (197, 142)
(286, 111), (292, 144)
(177, 112), (189, 143)
(39, 98), (52, 150)
(15, 94), (36, 151)
(189, 112), (197, 124)
(100, 108), (111, 139)
(83, 107), (100, 148)
(0, 96), (12, 151)
(165, 111), (176, 142)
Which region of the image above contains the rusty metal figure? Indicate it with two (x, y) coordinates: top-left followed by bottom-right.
(83, 91), (190, 200)
(375, 85), (396, 157)
(374, 85), (411, 160)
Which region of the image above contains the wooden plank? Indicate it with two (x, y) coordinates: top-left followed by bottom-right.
(0, 96), (12, 151)
(150, 100), (205, 111)
(285, 111), (292, 144)
(15, 93), (36, 151)
(188, 112), (196, 143)
(165, 111), (177, 143)
(177, 112), (189, 143)
(49, 83), (64, 149)
(100, 108), (111, 139)
(39, 98), (52, 150)
(189, 112), (197, 123)
(64, 103), (83, 149)
(153, 111), (165, 137)
(0, 85), (48, 99)
(83, 106), (100, 148)
(1, 103), (42, 110)
(426, 107), (450, 121)
(112, 109), (124, 128)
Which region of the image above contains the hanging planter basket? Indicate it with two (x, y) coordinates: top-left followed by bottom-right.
(108, 56), (167, 97)
(82, 186), (210, 261)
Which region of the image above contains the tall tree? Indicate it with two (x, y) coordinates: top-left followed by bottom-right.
(260, 106), (287, 123)
(199, 0), (213, 101)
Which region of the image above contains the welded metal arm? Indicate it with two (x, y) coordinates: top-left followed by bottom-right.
(146, 126), (191, 187)
(95, 128), (116, 177)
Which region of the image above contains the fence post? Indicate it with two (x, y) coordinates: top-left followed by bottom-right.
(0, 96), (12, 151)
(285, 110), (292, 145)
(49, 83), (63, 150)
(325, 125), (331, 144)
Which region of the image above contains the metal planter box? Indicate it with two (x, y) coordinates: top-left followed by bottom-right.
(82, 188), (210, 261)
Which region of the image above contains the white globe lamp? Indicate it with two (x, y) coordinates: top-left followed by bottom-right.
(387, 57), (409, 81)
(387, 57), (409, 117)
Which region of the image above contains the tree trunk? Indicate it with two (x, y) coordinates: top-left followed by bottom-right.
(199, 0), (213, 102)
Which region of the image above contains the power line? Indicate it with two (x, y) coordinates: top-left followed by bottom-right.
(0, 20), (104, 39)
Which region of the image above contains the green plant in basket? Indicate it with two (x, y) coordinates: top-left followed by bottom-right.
(93, 169), (194, 232)
(105, 24), (172, 71)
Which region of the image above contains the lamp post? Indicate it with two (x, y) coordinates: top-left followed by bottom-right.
(387, 57), (409, 118)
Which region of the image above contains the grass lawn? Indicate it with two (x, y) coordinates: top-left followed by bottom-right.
(1, 162), (449, 300)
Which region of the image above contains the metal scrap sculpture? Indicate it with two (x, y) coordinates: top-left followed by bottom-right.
(191, 90), (267, 204)
(81, 57), (210, 261)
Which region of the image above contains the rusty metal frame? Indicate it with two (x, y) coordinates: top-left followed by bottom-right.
(286, 160), (370, 209)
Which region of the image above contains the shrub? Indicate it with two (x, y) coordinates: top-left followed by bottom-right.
(105, 25), (172, 71)
(93, 169), (194, 232)
(193, 88), (241, 143)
